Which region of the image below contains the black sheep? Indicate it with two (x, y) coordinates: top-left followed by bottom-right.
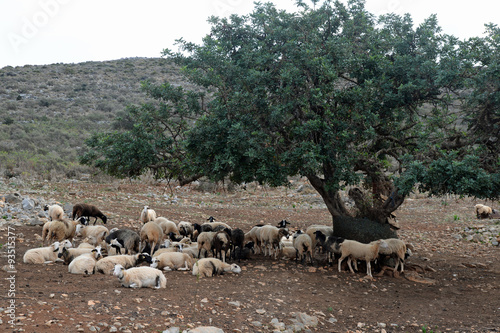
(72, 203), (107, 225)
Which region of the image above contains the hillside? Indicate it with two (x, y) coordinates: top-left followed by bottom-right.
(0, 58), (193, 180)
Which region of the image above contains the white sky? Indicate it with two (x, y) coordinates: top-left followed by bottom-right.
(1, 0), (498, 69)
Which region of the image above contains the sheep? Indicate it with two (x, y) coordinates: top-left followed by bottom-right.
(46, 219), (79, 244)
(475, 204), (493, 219)
(230, 228), (245, 261)
(280, 246), (298, 260)
(105, 229), (141, 255)
(178, 221), (194, 240)
(113, 264), (166, 289)
(277, 219), (290, 228)
(376, 238), (407, 273)
(67, 246), (103, 275)
(78, 236), (98, 248)
(212, 229), (231, 262)
(259, 225), (289, 259)
(72, 203), (107, 225)
(292, 231), (313, 265)
(95, 253), (153, 275)
(75, 224), (109, 245)
(244, 226), (263, 254)
(23, 242), (63, 264)
(203, 216), (232, 230)
(182, 244), (200, 258)
(140, 222), (164, 256)
(58, 246), (94, 265)
(150, 252), (196, 271)
(305, 225), (334, 253)
(192, 258), (242, 278)
(41, 221), (57, 245)
(197, 231), (217, 258)
(338, 239), (387, 278)
(154, 217), (179, 239)
(232, 243), (254, 260)
(140, 205), (157, 224)
(43, 204), (65, 221)
(316, 234), (345, 265)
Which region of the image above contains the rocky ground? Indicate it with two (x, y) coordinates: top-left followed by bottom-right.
(0, 176), (499, 333)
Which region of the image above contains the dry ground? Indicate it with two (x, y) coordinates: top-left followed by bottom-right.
(0, 178), (499, 333)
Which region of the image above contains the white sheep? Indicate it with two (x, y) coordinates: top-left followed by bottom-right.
(244, 226), (263, 254)
(154, 217), (179, 239)
(192, 258), (242, 278)
(140, 205), (157, 224)
(306, 225), (334, 253)
(150, 252), (196, 271)
(259, 225), (289, 259)
(140, 221), (164, 255)
(280, 246), (298, 260)
(113, 264), (166, 289)
(376, 238), (407, 273)
(23, 242), (63, 264)
(475, 204), (493, 219)
(292, 232), (313, 265)
(58, 246), (94, 264)
(178, 221), (194, 240)
(44, 204), (65, 221)
(197, 231), (217, 258)
(75, 224), (110, 245)
(95, 253), (153, 275)
(67, 246), (103, 275)
(338, 239), (387, 278)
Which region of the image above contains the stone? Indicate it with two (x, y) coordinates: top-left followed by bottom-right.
(22, 198), (35, 210)
(5, 193), (22, 204)
(186, 327), (224, 333)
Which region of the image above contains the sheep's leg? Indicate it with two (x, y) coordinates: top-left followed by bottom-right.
(366, 261), (372, 278)
(346, 257), (355, 274)
(338, 256), (345, 272)
(178, 261), (189, 271)
(163, 266), (172, 271)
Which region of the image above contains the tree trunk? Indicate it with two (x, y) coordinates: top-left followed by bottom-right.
(306, 174), (401, 243)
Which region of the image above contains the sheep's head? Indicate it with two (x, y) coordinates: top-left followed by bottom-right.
(137, 253), (152, 264)
(77, 217), (88, 226)
(279, 228), (289, 239)
(230, 264), (242, 274)
(92, 246), (103, 259)
(51, 241), (61, 252)
(113, 264), (125, 277)
(150, 257), (160, 269)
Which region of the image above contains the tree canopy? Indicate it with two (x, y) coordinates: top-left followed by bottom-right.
(81, 0), (499, 240)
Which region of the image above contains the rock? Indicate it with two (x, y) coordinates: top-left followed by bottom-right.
(186, 327), (224, 333)
(22, 198), (35, 210)
(228, 301), (240, 307)
(26, 218), (44, 226)
(291, 312), (318, 327)
(5, 193), (22, 204)
(162, 327), (180, 333)
(256, 309), (266, 314)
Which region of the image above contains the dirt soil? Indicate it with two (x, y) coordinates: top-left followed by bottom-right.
(1, 179), (499, 333)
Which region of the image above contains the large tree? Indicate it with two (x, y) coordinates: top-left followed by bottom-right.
(82, 1), (499, 241)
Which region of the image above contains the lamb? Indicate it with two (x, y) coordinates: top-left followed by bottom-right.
(23, 242), (63, 264)
(105, 229), (141, 254)
(95, 253), (153, 275)
(212, 229), (231, 262)
(140, 205), (157, 224)
(338, 239), (387, 278)
(292, 231), (313, 265)
(178, 221), (194, 240)
(150, 252), (196, 271)
(44, 204), (65, 221)
(306, 225), (334, 253)
(46, 219), (79, 244)
(75, 224), (109, 245)
(197, 231), (217, 258)
(192, 258), (242, 278)
(113, 264), (166, 289)
(259, 225), (289, 259)
(140, 222), (164, 256)
(67, 246), (103, 275)
(376, 238), (407, 273)
(475, 204), (493, 219)
(154, 217), (179, 238)
(72, 203), (107, 225)
(58, 246), (94, 265)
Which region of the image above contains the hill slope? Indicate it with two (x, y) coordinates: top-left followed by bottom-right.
(0, 58), (191, 179)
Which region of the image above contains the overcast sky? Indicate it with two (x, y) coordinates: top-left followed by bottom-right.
(1, 0), (498, 69)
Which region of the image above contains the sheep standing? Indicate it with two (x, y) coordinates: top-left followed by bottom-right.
(230, 228), (245, 261)
(154, 217), (179, 239)
(376, 238), (407, 273)
(212, 229), (231, 262)
(259, 225), (289, 259)
(113, 264), (166, 289)
(197, 231), (217, 258)
(23, 242), (63, 264)
(47, 219), (79, 244)
(72, 203), (107, 225)
(151, 252), (195, 271)
(105, 229), (141, 254)
(306, 225), (334, 253)
(244, 226), (263, 254)
(338, 239), (387, 278)
(44, 204), (65, 221)
(140, 205), (157, 224)
(95, 253), (152, 275)
(140, 222), (164, 256)
(192, 258), (241, 278)
(292, 231), (313, 265)
(475, 204), (493, 219)
(75, 224), (109, 245)
(178, 221), (194, 240)
(67, 246), (102, 275)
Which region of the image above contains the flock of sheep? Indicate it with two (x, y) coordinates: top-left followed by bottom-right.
(23, 202), (497, 288)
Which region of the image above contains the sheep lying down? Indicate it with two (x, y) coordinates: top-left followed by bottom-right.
(192, 258), (241, 278)
(113, 264), (166, 289)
